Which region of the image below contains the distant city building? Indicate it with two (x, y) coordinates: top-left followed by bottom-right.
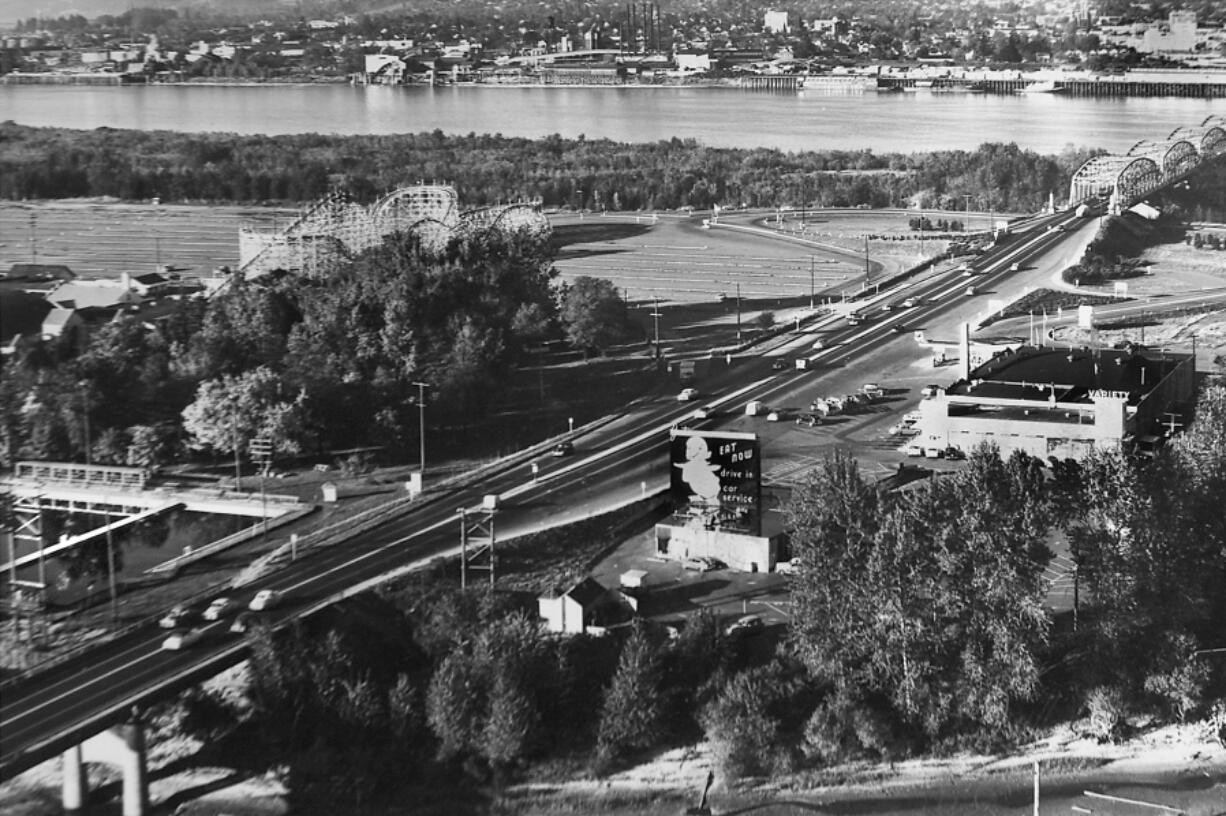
(764, 10), (790, 36)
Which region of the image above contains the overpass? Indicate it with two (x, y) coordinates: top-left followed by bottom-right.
(1069, 114), (1225, 213)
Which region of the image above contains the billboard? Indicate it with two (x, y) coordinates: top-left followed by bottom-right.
(669, 429), (761, 535)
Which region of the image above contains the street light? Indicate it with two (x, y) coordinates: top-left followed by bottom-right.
(411, 381), (429, 475)
(78, 381), (91, 465)
(650, 296), (662, 358)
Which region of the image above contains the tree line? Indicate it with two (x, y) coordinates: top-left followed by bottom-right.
(0, 122), (1100, 214)
(175, 405), (1226, 809)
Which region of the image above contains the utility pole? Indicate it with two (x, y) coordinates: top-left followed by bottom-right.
(105, 500), (117, 623)
(735, 282), (742, 342)
(963, 193), (972, 232)
(651, 296), (661, 358)
(809, 256), (815, 310)
(78, 382), (91, 465)
(411, 381), (429, 475)
(864, 235), (870, 284)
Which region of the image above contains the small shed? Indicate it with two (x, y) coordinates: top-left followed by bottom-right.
(538, 577), (610, 634)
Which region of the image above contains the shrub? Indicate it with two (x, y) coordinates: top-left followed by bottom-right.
(1084, 686), (1129, 743)
(1142, 632), (1211, 723)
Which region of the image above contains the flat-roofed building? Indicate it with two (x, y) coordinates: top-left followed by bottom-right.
(916, 342), (1195, 461)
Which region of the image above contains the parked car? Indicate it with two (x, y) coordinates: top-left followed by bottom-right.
(161, 628), (206, 651)
(861, 382), (884, 400)
(677, 388), (699, 402)
(944, 446), (967, 460)
(795, 412), (820, 427)
(158, 605), (192, 630)
(551, 441), (574, 457)
(766, 410), (782, 422)
(202, 597), (234, 621)
(904, 443), (925, 456)
(775, 560), (798, 575)
(725, 614), (765, 637)
(248, 589), (281, 611)
(683, 556), (722, 572)
(920, 383), (941, 398)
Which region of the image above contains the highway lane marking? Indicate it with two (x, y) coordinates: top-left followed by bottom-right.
(3, 622), (232, 727)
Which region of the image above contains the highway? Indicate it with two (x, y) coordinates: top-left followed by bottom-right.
(0, 205), (1086, 782)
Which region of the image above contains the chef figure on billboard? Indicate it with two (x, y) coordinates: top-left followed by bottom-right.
(676, 435), (721, 506)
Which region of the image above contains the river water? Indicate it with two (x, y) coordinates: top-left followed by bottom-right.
(1, 83), (1219, 154)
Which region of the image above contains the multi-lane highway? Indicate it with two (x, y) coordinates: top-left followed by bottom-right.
(0, 205), (1087, 781)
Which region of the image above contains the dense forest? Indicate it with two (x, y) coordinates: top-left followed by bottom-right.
(175, 413), (1226, 811)
(0, 122), (1101, 213)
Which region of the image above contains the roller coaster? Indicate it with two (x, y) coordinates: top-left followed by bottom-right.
(237, 184), (550, 279)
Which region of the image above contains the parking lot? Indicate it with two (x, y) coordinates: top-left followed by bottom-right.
(588, 528), (793, 634)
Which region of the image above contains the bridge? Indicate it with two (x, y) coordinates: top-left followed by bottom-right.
(1069, 114), (1225, 213)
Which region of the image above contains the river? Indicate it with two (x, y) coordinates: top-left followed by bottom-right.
(1, 83), (1220, 154)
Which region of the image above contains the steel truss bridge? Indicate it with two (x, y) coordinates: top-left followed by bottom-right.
(237, 184), (550, 279)
(1069, 114), (1225, 213)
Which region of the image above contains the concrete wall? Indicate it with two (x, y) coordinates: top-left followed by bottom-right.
(655, 522), (777, 573)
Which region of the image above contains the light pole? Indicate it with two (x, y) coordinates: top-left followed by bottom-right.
(650, 296), (661, 358)
(411, 381), (429, 475)
(78, 381), (92, 465)
(735, 282), (742, 343)
(809, 256), (815, 310)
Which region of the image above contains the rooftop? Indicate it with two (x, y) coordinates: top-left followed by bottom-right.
(948, 344), (1188, 406)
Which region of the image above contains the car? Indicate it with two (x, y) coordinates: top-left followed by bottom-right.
(775, 560), (798, 575)
(551, 441), (574, 457)
(1009, 262), (1021, 272)
(847, 315), (863, 326)
(161, 628), (206, 651)
(958, 266), (975, 277)
(964, 286), (977, 297)
(248, 589), (281, 611)
(770, 359), (786, 371)
(745, 400), (767, 417)
(683, 557), (719, 572)
(795, 412), (819, 427)
(158, 605), (192, 629)
(229, 612), (256, 634)
(677, 388), (699, 402)
(920, 384), (941, 398)
(862, 383), (884, 400)
(693, 405), (713, 419)
(811, 339), (825, 351)
(944, 446), (967, 460)
(902, 297), (920, 308)
(923, 447), (944, 459)
(904, 443), (925, 456)
(766, 411), (782, 422)
(725, 614), (765, 637)
(202, 597), (234, 621)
